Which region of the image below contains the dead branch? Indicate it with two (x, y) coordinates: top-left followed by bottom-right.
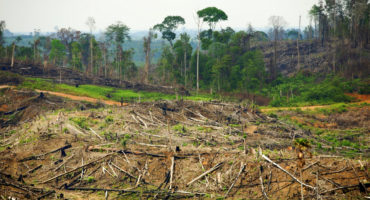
(54, 154), (74, 172)
(36, 190), (55, 200)
(259, 165), (269, 200)
(108, 163), (118, 177)
(169, 156), (175, 190)
(135, 142), (167, 148)
(65, 186), (207, 196)
(19, 144), (72, 162)
(42, 153), (113, 184)
(302, 161), (319, 171)
(198, 154), (209, 187)
(186, 162), (224, 186)
(27, 165), (42, 174)
(319, 183), (370, 195)
(136, 115), (148, 128)
(110, 162), (137, 180)
(260, 153), (315, 190)
(224, 162), (246, 198)
(89, 128), (103, 140)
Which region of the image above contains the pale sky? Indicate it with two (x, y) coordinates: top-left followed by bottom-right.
(0, 0), (317, 33)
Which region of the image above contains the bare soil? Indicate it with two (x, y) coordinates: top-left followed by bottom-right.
(0, 89), (368, 199)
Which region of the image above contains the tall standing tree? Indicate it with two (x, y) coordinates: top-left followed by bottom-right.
(99, 41), (108, 78)
(71, 41), (82, 70)
(0, 21), (6, 60)
(143, 29), (155, 83)
(153, 16), (185, 47)
(196, 7), (228, 92)
(10, 36), (22, 67)
(56, 27), (80, 66)
(268, 15), (287, 80)
(33, 29), (41, 63)
(0, 21), (5, 47)
(49, 39), (66, 66)
(86, 17), (96, 76)
(197, 7), (228, 30)
(49, 39), (66, 83)
(194, 14), (203, 93)
(105, 22), (130, 83)
(180, 33), (191, 87)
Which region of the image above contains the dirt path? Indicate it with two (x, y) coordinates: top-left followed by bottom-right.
(0, 85), (127, 106)
(35, 89), (128, 106)
(1, 85), (368, 110)
(261, 94), (370, 112)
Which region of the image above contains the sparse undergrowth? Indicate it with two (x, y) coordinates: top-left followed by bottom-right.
(18, 77), (215, 102)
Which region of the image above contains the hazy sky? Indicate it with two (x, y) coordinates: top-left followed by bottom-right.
(0, 0), (317, 33)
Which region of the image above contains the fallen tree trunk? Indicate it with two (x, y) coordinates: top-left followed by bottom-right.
(224, 162), (246, 198)
(260, 153), (315, 190)
(19, 144), (72, 162)
(186, 162), (224, 186)
(65, 186), (206, 196)
(42, 153), (113, 184)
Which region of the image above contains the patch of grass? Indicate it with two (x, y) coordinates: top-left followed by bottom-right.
(265, 74), (361, 107)
(62, 127), (69, 133)
(120, 134), (131, 147)
(105, 116), (114, 123)
(197, 126), (212, 133)
(19, 77), (215, 102)
(172, 124), (186, 134)
(229, 124), (240, 128)
(69, 117), (89, 130)
(84, 176), (95, 183)
(19, 135), (36, 145)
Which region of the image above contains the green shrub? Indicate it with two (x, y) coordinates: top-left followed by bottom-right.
(105, 116), (114, 123)
(120, 134), (131, 147)
(69, 117), (89, 130)
(84, 176), (95, 183)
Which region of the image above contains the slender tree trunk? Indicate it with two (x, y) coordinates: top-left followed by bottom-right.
(90, 37), (93, 76)
(144, 40), (151, 84)
(34, 43), (36, 63)
(273, 31), (277, 80)
(11, 43), (15, 67)
(103, 50), (107, 78)
(333, 0), (336, 73)
(184, 51), (187, 88)
(196, 41), (200, 94)
(297, 16), (301, 71)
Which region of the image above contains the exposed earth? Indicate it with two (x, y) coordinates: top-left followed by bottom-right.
(0, 85), (369, 199)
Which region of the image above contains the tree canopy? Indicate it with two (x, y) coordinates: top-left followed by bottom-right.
(197, 7), (228, 30)
(153, 16), (185, 47)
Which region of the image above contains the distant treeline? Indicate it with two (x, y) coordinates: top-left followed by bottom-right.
(0, 0), (368, 96)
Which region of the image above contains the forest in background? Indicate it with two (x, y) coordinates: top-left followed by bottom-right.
(0, 0), (369, 106)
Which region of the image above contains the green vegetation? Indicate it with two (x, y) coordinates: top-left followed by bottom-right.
(84, 176), (95, 183)
(276, 105), (369, 159)
(18, 77), (214, 102)
(69, 117), (89, 130)
(120, 134), (131, 148)
(172, 124), (186, 134)
(265, 74), (368, 107)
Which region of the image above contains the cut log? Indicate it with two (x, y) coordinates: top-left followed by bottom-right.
(186, 162), (224, 186)
(260, 153), (315, 190)
(89, 128), (103, 140)
(19, 144), (72, 162)
(224, 162), (246, 198)
(110, 162), (137, 180)
(169, 156), (175, 190)
(42, 154), (112, 184)
(54, 154), (74, 172)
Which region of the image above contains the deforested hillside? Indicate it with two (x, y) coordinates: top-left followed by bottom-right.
(0, 0), (369, 199)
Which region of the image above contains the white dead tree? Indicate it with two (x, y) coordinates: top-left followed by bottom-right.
(86, 17), (96, 76)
